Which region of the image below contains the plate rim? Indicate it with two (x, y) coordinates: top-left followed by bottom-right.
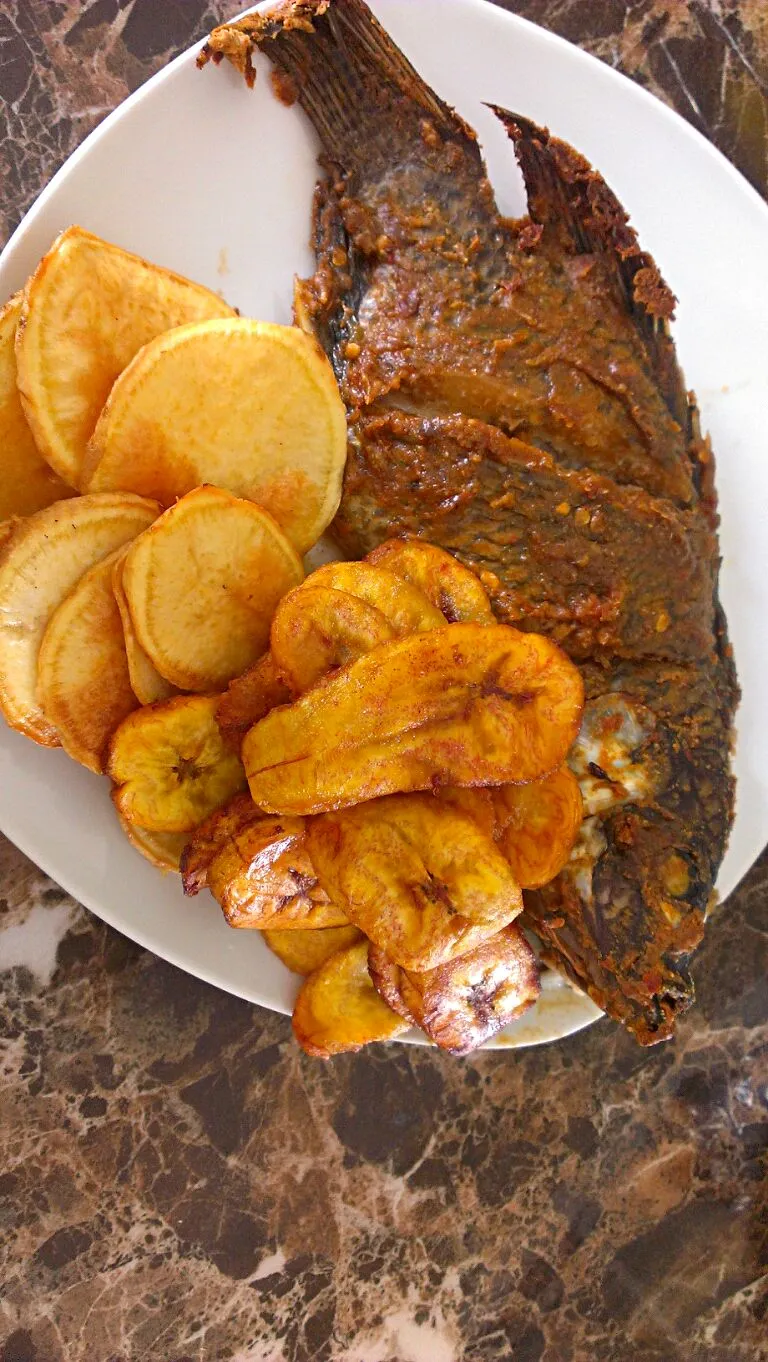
(0, 0), (762, 1050)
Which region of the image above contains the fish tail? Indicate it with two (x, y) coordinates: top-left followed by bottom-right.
(201, 0), (475, 174)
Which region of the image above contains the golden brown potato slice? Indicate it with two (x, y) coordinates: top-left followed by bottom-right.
(306, 561), (444, 634)
(263, 925), (364, 976)
(112, 550), (176, 706)
(271, 586), (396, 693)
(15, 226), (234, 487)
(292, 940), (410, 1059)
(181, 794), (347, 930)
(369, 924), (541, 1055)
(492, 765), (584, 889)
(0, 293), (74, 518)
(37, 549), (137, 773)
(83, 317), (347, 553)
(244, 624), (584, 815)
(109, 695), (246, 832)
(367, 539), (494, 625)
(307, 793), (522, 971)
(0, 492), (159, 745)
(118, 816), (187, 872)
(215, 653), (292, 753)
(122, 486), (304, 692)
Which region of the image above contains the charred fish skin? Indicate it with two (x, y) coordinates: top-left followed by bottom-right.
(202, 0), (737, 1044)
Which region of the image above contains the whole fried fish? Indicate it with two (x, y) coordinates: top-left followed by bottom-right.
(201, 0), (737, 1044)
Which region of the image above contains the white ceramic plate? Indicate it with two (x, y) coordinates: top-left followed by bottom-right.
(1, 0), (765, 1049)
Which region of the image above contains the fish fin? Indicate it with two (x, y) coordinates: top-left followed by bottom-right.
(491, 107), (691, 430)
(200, 0), (477, 175)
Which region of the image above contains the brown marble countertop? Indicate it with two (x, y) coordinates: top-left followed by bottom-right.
(1, 4), (767, 1360)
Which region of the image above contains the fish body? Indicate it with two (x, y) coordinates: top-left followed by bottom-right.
(201, 0), (737, 1044)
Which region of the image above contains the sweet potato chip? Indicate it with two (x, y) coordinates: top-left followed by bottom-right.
(109, 695), (246, 832)
(15, 226), (234, 487)
(112, 550), (176, 706)
(84, 317), (347, 553)
(0, 492), (159, 745)
(118, 816), (187, 872)
(292, 940), (410, 1058)
(181, 795), (347, 930)
(305, 561), (444, 634)
(369, 924), (540, 1054)
(37, 549), (137, 773)
(245, 624), (584, 815)
(215, 654), (292, 753)
(307, 793), (522, 970)
(271, 585), (396, 693)
(122, 486), (304, 692)
(263, 925), (364, 976)
(492, 765), (583, 889)
(0, 292), (73, 518)
(367, 539), (494, 625)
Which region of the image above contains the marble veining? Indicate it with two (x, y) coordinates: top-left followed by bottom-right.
(0, 4), (767, 1360)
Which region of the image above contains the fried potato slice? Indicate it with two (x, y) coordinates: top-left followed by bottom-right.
(263, 925), (364, 976)
(492, 765), (583, 890)
(307, 794), (522, 971)
(122, 486), (304, 692)
(271, 586), (396, 693)
(83, 317), (347, 553)
(306, 561), (444, 634)
(15, 226), (234, 487)
(112, 550), (176, 705)
(245, 624), (584, 815)
(109, 695), (246, 832)
(369, 924), (541, 1055)
(0, 293), (74, 518)
(37, 549), (137, 773)
(118, 816), (187, 872)
(0, 492), (159, 745)
(292, 940), (410, 1059)
(367, 539), (494, 625)
(215, 653), (292, 753)
(181, 794), (347, 929)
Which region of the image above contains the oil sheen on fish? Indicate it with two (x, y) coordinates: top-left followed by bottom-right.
(200, 0), (737, 1045)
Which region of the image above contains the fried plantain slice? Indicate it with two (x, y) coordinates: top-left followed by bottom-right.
(307, 793), (522, 970)
(180, 792), (260, 893)
(492, 765), (584, 889)
(109, 695), (246, 832)
(367, 539), (494, 624)
(271, 585), (396, 693)
(0, 518), (20, 553)
(306, 561), (445, 633)
(181, 795), (347, 930)
(245, 624), (584, 815)
(292, 940), (410, 1058)
(263, 924), (364, 976)
(118, 815), (187, 872)
(435, 785), (498, 840)
(215, 653), (292, 753)
(122, 486), (304, 692)
(369, 924), (541, 1054)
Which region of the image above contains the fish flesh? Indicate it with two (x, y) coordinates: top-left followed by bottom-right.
(200, 0), (737, 1044)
